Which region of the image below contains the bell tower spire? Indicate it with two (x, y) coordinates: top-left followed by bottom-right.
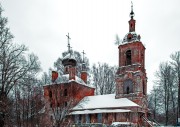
(130, 1), (135, 19)
(129, 2), (136, 32)
(66, 33), (71, 53)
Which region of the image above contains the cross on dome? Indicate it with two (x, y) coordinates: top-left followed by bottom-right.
(66, 33), (71, 53)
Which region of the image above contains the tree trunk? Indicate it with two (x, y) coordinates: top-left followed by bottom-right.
(178, 79), (180, 120)
(154, 90), (157, 119)
(0, 93), (7, 127)
(0, 113), (5, 127)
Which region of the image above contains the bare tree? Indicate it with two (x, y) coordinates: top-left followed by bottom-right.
(91, 63), (117, 95)
(0, 5), (41, 126)
(114, 34), (122, 46)
(148, 51), (180, 125)
(170, 51), (180, 123)
(152, 62), (176, 125)
(148, 86), (159, 120)
(51, 99), (73, 127)
(46, 83), (88, 127)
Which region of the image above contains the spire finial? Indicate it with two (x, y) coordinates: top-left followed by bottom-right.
(82, 50), (85, 63)
(66, 33), (71, 53)
(131, 1), (133, 12)
(81, 50), (86, 72)
(130, 1), (135, 19)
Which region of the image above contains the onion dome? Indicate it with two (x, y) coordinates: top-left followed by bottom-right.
(62, 52), (77, 67)
(62, 33), (77, 67)
(122, 32), (141, 43)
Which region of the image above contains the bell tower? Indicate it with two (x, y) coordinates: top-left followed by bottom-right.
(115, 3), (147, 111)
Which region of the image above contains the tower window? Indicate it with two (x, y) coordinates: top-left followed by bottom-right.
(126, 50), (131, 65)
(141, 53), (144, 66)
(131, 23), (133, 28)
(127, 87), (130, 94)
(64, 89), (67, 96)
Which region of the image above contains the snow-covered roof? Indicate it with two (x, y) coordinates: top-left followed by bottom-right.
(70, 109), (131, 115)
(61, 74), (94, 88)
(73, 94), (140, 110)
(43, 74), (94, 89)
(62, 52), (76, 61)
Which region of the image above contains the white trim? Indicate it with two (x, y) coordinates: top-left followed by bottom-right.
(70, 109), (131, 115)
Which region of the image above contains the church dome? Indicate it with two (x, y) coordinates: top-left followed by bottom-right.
(122, 32), (141, 44)
(62, 52), (77, 66)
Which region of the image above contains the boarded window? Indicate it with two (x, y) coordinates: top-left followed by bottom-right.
(75, 115), (81, 123)
(75, 115), (79, 123)
(126, 50), (131, 65)
(49, 91), (52, 98)
(97, 113), (102, 123)
(86, 114), (90, 123)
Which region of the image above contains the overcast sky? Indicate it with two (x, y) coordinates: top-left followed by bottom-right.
(1, 0), (180, 93)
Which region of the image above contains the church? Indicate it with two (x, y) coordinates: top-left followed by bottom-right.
(43, 4), (152, 127)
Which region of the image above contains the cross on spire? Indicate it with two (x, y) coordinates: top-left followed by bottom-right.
(131, 1), (133, 12)
(82, 50), (85, 63)
(130, 1), (135, 19)
(66, 33), (71, 53)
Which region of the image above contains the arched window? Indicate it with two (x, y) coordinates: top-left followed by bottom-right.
(126, 50), (131, 65)
(123, 79), (133, 94)
(66, 67), (68, 72)
(51, 115), (53, 121)
(127, 87), (129, 94)
(49, 91), (52, 98)
(64, 101), (67, 107)
(141, 53), (144, 66)
(64, 89), (67, 96)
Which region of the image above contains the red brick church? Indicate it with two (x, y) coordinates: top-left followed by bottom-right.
(43, 4), (152, 127)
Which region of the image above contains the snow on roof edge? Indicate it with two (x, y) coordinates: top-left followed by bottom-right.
(73, 94), (141, 111)
(70, 109), (131, 115)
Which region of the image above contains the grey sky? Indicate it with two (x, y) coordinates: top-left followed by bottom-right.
(1, 0), (180, 93)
